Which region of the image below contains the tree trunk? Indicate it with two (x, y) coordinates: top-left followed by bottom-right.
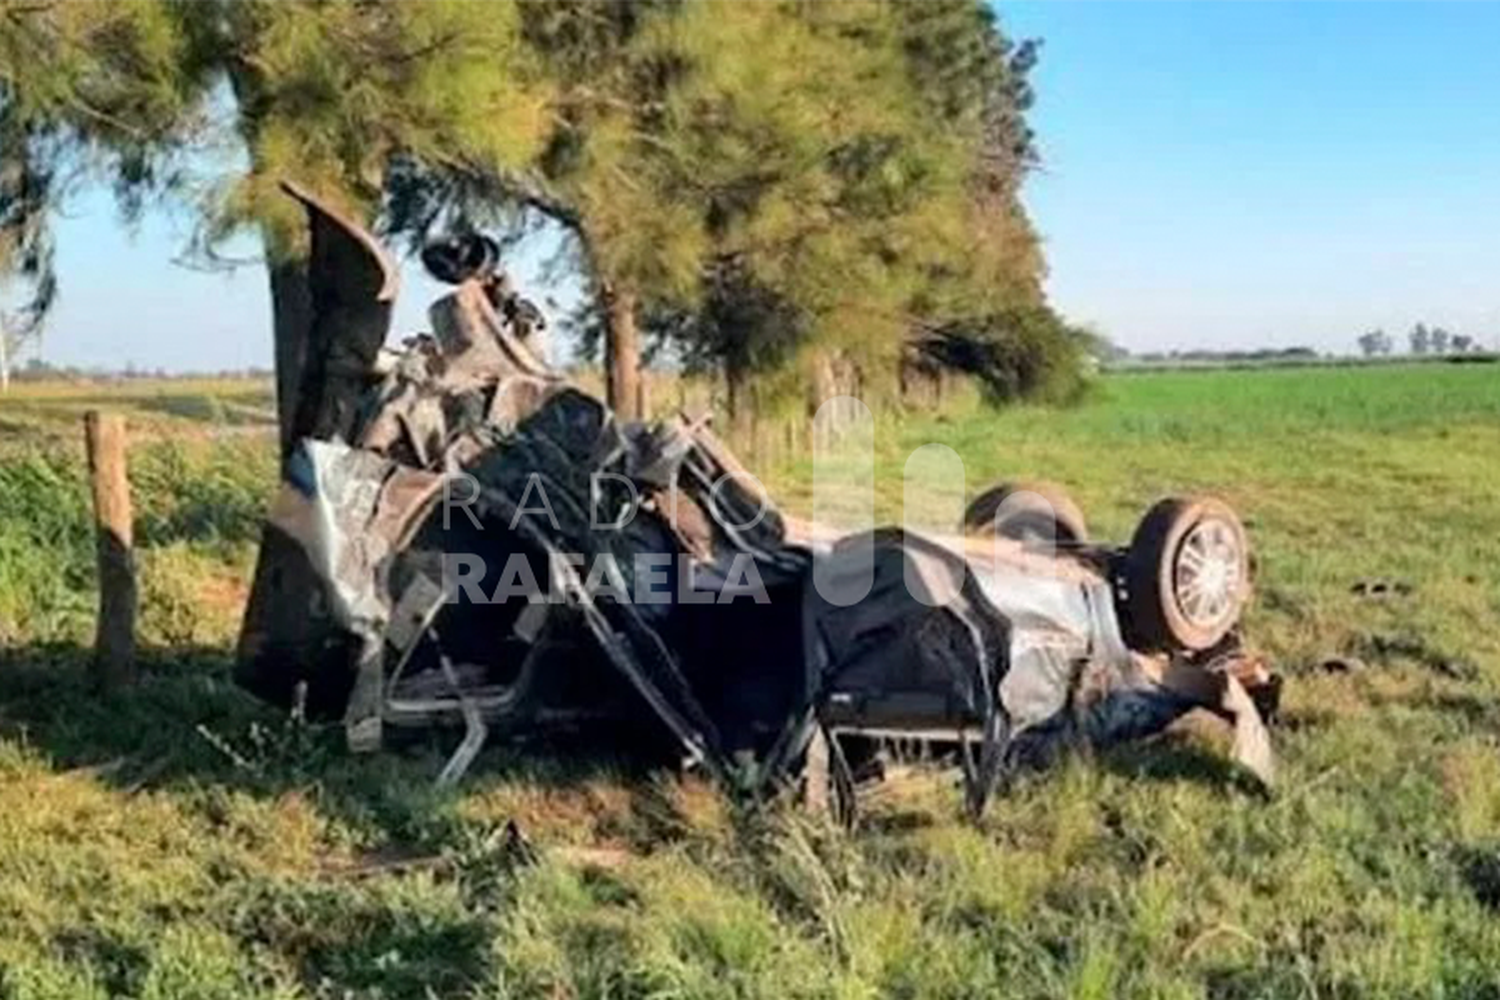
(0, 330), (9, 395)
(228, 60), (314, 461)
(725, 363), (752, 438)
(603, 281), (640, 421)
(267, 258), (313, 462)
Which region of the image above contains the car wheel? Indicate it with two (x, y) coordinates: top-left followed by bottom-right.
(1123, 496), (1250, 651)
(962, 480), (1088, 545)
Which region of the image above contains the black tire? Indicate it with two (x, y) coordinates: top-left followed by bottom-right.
(962, 481), (1088, 545)
(1122, 496), (1250, 651)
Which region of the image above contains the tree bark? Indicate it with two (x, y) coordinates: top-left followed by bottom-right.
(725, 365), (742, 422)
(725, 363), (752, 439)
(85, 412), (136, 691)
(603, 281), (641, 421)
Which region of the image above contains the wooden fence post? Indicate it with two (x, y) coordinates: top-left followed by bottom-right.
(84, 411), (137, 690)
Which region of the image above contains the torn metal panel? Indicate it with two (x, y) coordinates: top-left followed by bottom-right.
(280, 182), (399, 450)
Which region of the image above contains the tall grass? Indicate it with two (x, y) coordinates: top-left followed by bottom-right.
(0, 453), (94, 644)
(0, 437), (274, 646)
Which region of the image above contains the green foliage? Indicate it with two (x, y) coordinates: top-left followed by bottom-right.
(0, 0), (207, 355)
(0, 432), (269, 645)
(208, 0), (551, 257)
(669, 259), (809, 384)
(655, 1), (988, 377)
(915, 305), (1096, 406)
(646, 0), (1055, 403)
(466, 0), (1062, 405)
(131, 439), (272, 552)
(0, 450), (93, 643)
(0, 0), (198, 365)
(0, 0), (552, 277)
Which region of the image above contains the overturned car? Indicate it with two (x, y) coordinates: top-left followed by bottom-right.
(236, 183), (1277, 814)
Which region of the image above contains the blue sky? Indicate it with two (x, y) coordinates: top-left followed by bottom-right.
(1003, 1), (1500, 354)
(20, 1), (1500, 371)
(27, 190), (569, 373)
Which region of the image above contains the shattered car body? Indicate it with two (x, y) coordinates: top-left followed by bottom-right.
(236, 183), (1277, 812)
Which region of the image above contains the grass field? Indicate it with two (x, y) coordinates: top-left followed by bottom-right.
(1, 363), (1499, 998)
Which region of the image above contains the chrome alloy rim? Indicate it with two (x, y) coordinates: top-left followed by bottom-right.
(1172, 519), (1243, 628)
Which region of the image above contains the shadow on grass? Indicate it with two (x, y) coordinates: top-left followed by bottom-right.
(1097, 735), (1270, 798)
(0, 642), (1285, 811)
(1359, 682), (1500, 740)
(0, 641), (271, 778)
(0, 638), (1294, 867)
(0, 641), (682, 852)
(0, 642), (685, 1000)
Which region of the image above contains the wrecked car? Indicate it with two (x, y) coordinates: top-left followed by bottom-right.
(235, 182), (1277, 815)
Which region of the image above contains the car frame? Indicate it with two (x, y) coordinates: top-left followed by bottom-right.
(235, 183), (1277, 815)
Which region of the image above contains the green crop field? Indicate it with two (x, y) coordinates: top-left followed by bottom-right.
(1, 362), (1499, 999)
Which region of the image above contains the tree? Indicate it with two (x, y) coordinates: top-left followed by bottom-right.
(647, 1), (1053, 411)
(0, 169), (51, 392)
(1, 0), (550, 432)
(1452, 333), (1474, 353)
(912, 305), (1092, 405)
(661, 2), (979, 407)
(414, 0), (1056, 417)
(504, 0), (706, 419)
(1409, 322), (1430, 355)
(0, 5), (86, 390)
(884, 2), (1055, 403)
(1430, 326), (1450, 354)
(0, 276), (51, 394)
(2, 0), (1061, 419)
(0, 0), (209, 390)
(1357, 329), (1392, 356)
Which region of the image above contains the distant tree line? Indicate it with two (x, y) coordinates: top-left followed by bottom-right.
(1357, 324), (1484, 357)
(7, 357), (273, 383)
(1129, 346), (1321, 366)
